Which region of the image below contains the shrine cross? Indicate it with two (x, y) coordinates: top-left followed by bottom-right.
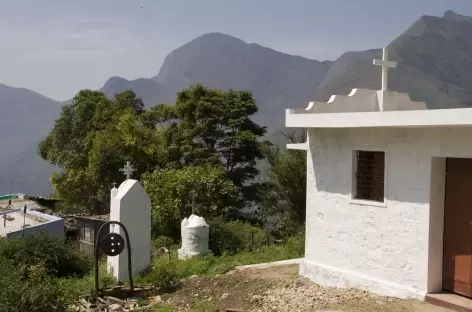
(119, 161), (136, 180)
(373, 47), (397, 91)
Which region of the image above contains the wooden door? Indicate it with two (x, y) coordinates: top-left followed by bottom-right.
(443, 158), (472, 297)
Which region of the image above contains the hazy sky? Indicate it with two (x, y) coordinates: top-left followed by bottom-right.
(0, 0), (471, 101)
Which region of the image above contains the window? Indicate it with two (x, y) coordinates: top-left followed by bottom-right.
(354, 150), (385, 202)
(80, 225), (94, 243)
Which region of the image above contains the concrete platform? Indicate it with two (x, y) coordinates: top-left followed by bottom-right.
(426, 292), (472, 312)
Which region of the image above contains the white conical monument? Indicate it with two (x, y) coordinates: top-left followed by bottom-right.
(178, 214), (210, 259)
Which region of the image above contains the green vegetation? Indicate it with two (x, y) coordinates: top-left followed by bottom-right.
(0, 234), (91, 278)
(0, 258), (72, 312)
(39, 83), (306, 241)
(143, 165), (239, 238)
(260, 131), (307, 236)
(0, 235), (97, 311)
(39, 84), (267, 217)
(30, 83), (308, 309)
(208, 218), (269, 255)
(138, 230), (304, 293)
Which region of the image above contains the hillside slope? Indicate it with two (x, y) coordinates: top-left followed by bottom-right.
(0, 84), (61, 195)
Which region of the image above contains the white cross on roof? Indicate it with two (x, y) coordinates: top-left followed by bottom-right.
(373, 47), (397, 91)
(119, 161), (136, 180)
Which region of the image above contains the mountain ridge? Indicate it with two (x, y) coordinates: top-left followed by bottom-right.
(2, 10), (472, 196)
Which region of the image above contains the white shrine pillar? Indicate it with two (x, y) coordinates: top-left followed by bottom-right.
(107, 162), (151, 282)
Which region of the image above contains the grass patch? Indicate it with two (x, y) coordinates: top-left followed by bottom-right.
(58, 262), (116, 294)
(137, 233), (303, 292)
(149, 305), (176, 312)
(189, 300), (218, 311)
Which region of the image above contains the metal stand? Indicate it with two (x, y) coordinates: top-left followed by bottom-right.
(94, 221), (134, 296)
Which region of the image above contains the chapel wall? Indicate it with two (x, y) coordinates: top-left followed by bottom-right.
(305, 126), (472, 297)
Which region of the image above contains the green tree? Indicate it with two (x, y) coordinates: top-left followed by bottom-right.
(39, 90), (152, 213)
(150, 84), (267, 203)
(142, 165), (238, 238)
(261, 131), (307, 233)
(40, 84), (267, 216)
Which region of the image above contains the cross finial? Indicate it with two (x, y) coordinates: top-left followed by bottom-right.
(111, 182), (117, 188)
(373, 47), (397, 91)
(119, 161), (136, 180)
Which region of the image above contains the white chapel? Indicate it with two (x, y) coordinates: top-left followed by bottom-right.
(287, 48), (472, 299)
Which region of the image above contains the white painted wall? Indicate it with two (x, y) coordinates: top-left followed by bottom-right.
(301, 127), (472, 299)
(107, 179), (151, 282)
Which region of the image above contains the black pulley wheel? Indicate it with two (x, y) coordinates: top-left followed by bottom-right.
(100, 232), (125, 256)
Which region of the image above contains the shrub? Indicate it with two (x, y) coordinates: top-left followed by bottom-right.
(140, 260), (179, 293)
(153, 236), (175, 247)
(208, 218), (268, 255)
(0, 259), (75, 312)
(143, 165), (239, 239)
(0, 233), (92, 278)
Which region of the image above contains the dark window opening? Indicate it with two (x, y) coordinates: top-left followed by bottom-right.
(79, 225), (94, 242)
(355, 150), (385, 202)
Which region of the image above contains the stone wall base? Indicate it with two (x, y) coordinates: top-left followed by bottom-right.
(300, 259), (425, 299)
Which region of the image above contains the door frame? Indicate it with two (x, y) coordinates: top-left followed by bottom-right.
(427, 157), (447, 293)
(428, 157), (472, 296)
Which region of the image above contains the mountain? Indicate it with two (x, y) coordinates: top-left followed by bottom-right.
(313, 11), (472, 109)
(2, 11), (472, 196)
(101, 77), (161, 107)
(0, 84), (61, 195)
(101, 32), (333, 131)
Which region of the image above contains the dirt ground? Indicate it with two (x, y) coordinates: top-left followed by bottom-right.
(151, 264), (450, 312)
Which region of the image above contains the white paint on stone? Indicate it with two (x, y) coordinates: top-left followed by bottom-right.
(178, 214), (210, 259)
(296, 126), (472, 299)
(107, 179), (151, 282)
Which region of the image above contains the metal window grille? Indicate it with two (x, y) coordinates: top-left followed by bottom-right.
(355, 151), (385, 202)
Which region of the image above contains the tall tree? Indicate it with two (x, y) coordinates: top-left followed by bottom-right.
(39, 90), (152, 213)
(260, 131), (307, 232)
(174, 84), (267, 202)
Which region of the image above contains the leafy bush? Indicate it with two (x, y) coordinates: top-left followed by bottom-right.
(0, 233), (92, 278)
(153, 235), (176, 247)
(0, 259), (75, 312)
(208, 218), (268, 255)
(140, 260), (179, 293)
(143, 165), (239, 239)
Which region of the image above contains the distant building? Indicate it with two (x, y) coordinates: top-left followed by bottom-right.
(0, 208), (64, 238)
(75, 215), (109, 258)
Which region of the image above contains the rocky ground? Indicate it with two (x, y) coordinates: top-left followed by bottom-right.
(153, 264), (448, 312)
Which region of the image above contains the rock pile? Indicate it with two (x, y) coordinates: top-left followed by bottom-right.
(70, 295), (162, 312)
